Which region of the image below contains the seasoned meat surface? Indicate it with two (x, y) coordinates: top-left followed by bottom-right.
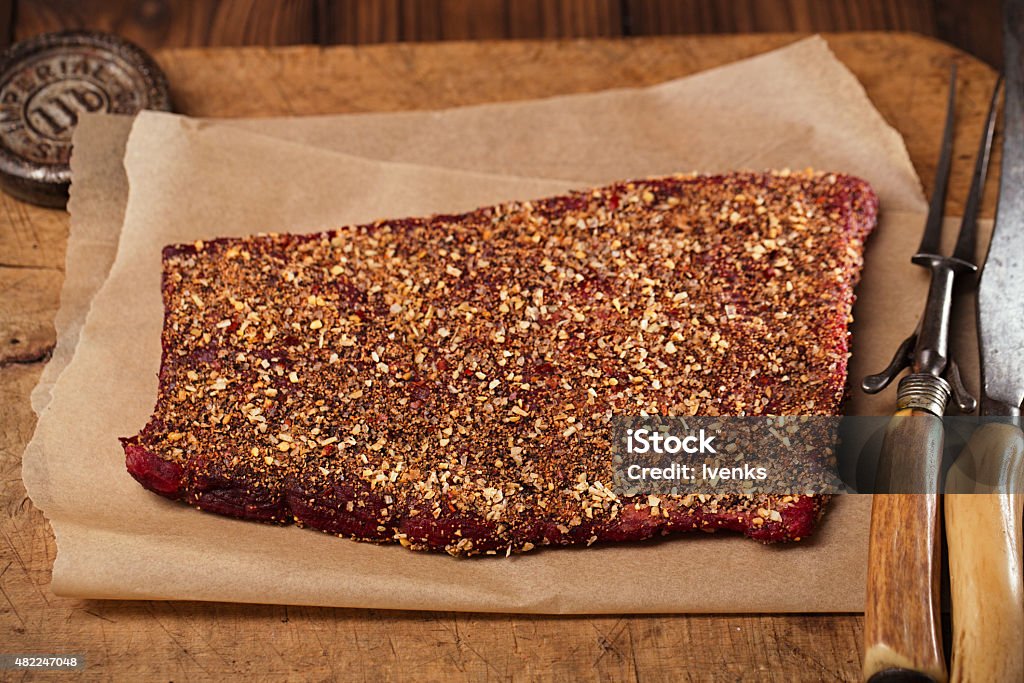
(124, 170), (877, 555)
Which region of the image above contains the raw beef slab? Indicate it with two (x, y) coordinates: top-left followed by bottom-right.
(124, 170), (877, 555)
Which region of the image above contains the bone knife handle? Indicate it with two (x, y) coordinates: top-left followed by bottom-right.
(864, 409), (947, 683)
(945, 422), (1024, 683)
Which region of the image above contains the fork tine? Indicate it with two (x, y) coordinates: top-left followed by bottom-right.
(952, 74), (1004, 264)
(917, 63), (958, 257)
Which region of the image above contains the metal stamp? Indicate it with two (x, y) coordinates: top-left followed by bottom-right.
(0, 31), (172, 207)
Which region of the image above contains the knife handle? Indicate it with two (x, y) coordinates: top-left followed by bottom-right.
(864, 409), (947, 683)
(945, 422), (1024, 683)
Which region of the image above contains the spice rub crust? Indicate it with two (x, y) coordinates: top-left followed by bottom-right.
(123, 170), (877, 556)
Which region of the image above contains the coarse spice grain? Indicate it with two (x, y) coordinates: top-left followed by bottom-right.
(122, 170), (878, 556)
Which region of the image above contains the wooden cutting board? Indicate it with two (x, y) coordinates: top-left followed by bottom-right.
(0, 33), (998, 681)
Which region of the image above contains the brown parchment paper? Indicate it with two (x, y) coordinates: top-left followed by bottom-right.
(227, 35), (925, 214)
(25, 36), (984, 613)
(31, 115), (135, 415)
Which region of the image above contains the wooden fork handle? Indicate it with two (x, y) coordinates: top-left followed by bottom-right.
(863, 409), (947, 683)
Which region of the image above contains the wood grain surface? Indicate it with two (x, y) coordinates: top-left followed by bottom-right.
(0, 33), (1000, 681)
(945, 423), (1024, 682)
(5, 0), (1003, 66)
(863, 411), (947, 680)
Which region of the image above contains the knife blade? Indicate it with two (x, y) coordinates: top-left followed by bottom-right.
(978, 0), (1024, 419)
(944, 2), (1024, 680)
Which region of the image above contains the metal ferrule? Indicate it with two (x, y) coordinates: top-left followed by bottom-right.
(896, 373), (952, 416)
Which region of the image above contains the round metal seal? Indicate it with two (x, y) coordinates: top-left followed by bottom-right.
(0, 31), (172, 207)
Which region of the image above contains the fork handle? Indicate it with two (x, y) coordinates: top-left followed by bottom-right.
(863, 409), (947, 683)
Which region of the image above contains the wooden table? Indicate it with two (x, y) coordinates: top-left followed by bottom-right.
(5, 1), (1003, 70)
(0, 33), (999, 681)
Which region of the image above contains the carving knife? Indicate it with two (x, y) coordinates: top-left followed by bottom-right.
(944, 2), (1024, 680)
